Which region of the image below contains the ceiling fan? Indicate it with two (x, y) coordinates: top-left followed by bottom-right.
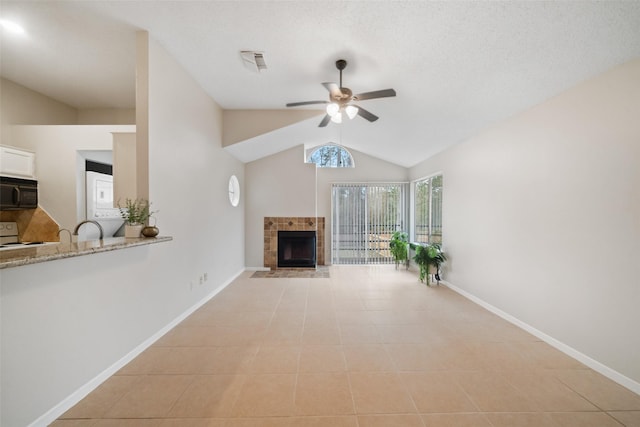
(286, 59), (396, 127)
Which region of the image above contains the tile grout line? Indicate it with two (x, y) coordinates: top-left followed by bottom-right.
(291, 278), (311, 417)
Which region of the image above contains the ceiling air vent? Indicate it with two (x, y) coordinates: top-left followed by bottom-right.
(241, 51), (267, 72)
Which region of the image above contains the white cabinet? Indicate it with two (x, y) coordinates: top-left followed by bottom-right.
(0, 145), (36, 179)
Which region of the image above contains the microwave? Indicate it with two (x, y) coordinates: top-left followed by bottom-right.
(0, 176), (38, 210)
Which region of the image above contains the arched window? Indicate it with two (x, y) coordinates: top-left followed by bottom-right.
(307, 144), (354, 168)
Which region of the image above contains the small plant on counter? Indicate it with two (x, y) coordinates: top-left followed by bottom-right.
(389, 231), (409, 269)
(412, 242), (447, 285)
(118, 198), (155, 225)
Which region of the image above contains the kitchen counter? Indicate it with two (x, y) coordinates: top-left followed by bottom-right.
(0, 236), (172, 269)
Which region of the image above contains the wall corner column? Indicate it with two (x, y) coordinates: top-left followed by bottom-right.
(135, 31), (150, 200)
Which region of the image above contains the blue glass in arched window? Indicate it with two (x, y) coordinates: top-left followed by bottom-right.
(307, 144), (354, 168)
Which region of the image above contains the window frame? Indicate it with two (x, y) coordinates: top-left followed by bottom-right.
(411, 173), (443, 244)
(306, 144), (355, 168)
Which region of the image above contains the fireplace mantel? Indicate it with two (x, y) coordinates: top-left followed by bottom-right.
(264, 217), (325, 269)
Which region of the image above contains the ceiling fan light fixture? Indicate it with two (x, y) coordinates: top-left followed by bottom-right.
(286, 58), (396, 128)
(345, 105), (358, 120)
(326, 103), (340, 117)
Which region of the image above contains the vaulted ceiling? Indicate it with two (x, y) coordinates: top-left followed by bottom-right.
(2, 1), (639, 167)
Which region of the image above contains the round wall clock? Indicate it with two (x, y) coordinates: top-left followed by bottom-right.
(228, 175), (240, 207)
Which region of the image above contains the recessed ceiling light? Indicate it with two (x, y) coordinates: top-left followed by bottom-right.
(0, 19), (26, 35)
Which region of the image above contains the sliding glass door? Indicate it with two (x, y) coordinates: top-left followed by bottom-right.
(332, 183), (409, 264)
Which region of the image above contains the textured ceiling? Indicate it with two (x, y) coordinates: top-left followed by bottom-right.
(2, 1), (639, 167)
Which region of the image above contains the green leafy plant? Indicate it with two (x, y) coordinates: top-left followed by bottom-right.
(389, 231), (409, 269)
(118, 198), (155, 225)
(412, 242), (447, 285)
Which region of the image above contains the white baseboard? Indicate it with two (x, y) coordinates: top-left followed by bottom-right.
(441, 280), (640, 396)
(29, 268), (244, 427)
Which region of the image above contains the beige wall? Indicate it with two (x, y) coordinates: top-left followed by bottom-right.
(8, 125), (135, 232)
(77, 108), (135, 124)
(113, 132), (137, 203)
(245, 145), (317, 267)
(2, 34), (245, 426)
(410, 59), (640, 390)
(1, 79), (136, 233)
(244, 144), (409, 267)
(222, 109), (322, 146)
(0, 77), (78, 142)
(0, 78), (134, 145)
(5, 124), (139, 240)
(146, 32), (245, 286)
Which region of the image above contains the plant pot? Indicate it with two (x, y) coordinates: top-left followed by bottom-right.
(124, 224), (144, 238)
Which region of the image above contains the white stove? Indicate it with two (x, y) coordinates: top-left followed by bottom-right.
(0, 221), (47, 249)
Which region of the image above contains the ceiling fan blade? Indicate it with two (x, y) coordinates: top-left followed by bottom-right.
(354, 105), (379, 122)
(286, 100), (329, 107)
(353, 89), (396, 101)
(318, 114), (331, 127)
(322, 82), (343, 100)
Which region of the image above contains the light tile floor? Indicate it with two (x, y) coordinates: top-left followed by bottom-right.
(53, 265), (640, 426)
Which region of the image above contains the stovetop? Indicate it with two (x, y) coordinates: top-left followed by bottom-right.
(0, 221), (48, 249)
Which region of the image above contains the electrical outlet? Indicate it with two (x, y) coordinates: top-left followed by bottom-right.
(199, 275), (204, 285)
(204, 273), (208, 282)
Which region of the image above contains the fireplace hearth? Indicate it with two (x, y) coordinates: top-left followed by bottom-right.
(278, 231), (316, 268)
(264, 217), (325, 270)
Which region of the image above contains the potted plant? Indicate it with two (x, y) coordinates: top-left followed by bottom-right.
(118, 198), (155, 238)
(412, 242), (447, 285)
(389, 231), (409, 269)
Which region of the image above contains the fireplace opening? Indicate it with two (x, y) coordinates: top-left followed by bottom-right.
(278, 231), (316, 268)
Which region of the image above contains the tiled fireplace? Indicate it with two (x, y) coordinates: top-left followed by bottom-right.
(264, 217), (325, 269)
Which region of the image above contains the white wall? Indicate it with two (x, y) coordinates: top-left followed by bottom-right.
(410, 59), (640, 388)
(7, 125), (135, 233)
(0, 34), (245, 426)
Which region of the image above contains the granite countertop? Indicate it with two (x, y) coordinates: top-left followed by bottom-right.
(0, 236), (172, 269)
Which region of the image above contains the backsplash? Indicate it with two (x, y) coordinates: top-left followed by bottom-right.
(264, 216), (325, 269)
(0, 207), (60, 242)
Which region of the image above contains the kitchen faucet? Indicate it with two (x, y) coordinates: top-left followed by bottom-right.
(73, 220), (104, 240)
